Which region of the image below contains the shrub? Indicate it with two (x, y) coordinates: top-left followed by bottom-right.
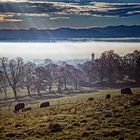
(87, 97), (94, 101)
(48, 123), (62, 132)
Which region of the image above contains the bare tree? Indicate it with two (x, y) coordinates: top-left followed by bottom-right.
(69, 65), (85, 90)
(45, 63), (58, 93)
(56, 65), (69, 91)
(62, 64), (73, 90)
(0, 71), (8, 99)
(22, 62), (36, 97)
(82, 61), (99, 86)
(0, 57), (24, 99)
(56, 66), (63, 93)
(99, 50), (122, 83)
(123, 50), (140, 83)
(35, 66), (45, 95)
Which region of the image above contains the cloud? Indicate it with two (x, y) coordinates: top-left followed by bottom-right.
(0, 0), (139, 29)
(49, 16), (70, 20)
(0, 13), (23, 22)
(0, 16), (4, 22)
(0, 0), (27, 2)
(0, 1), (139, 17)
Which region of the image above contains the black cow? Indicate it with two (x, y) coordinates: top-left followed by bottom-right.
(121, 88), (133, 96)
(105, 94), (111, 100)
(23, 107), (31, 112)
(40, 102), (50, 108)
(14, 103), (25, 113)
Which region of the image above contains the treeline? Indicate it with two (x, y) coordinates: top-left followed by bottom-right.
(0, 50), (140, 99)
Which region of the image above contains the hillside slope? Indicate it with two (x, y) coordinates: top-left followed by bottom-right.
(0, 93), (140, 140)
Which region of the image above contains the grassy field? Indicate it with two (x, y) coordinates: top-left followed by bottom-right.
(0, 88), (140, 140)
(1, 87), (140, 109)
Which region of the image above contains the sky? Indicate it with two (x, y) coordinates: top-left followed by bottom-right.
(0, 0), (140, 29)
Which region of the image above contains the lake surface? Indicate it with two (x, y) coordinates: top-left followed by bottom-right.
(0, 41), (140, 60)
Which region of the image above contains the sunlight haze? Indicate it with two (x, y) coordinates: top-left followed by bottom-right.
(0, 42), (139, 60)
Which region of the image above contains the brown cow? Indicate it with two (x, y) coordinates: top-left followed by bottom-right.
(121, 88), (133, 96)
(14, 103), (25, 113)
(40, 102), (50, 108)
(23, 107), (31, 112)
(105, 94), (111, 100)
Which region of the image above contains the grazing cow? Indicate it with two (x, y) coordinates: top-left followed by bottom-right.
(23, 107), (31, 112)
(14, 103), (25, 113)
(40, 102), (50, 108)
(105, 94), (111, 100)
(87, 97), (94, 101)
(121, 88), (133, 96)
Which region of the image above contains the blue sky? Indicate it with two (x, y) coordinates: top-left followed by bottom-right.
(0, 0), (140, 29)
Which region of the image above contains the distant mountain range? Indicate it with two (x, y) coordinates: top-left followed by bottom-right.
(0, 25), (140, 42)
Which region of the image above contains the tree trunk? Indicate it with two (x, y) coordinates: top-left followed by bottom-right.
(75, 78), (78, 90)
(57, 79), (61, 93)
(27, 86), (31, 97)
(108, 65), (113, 83)
(64, 77), (67, 90)
(37, 87), (40, 95)
(89, 77), (92, 87)
(101, 71), (103, 83)
(13, 87), (17, 99)
(49, 84), (52, 93)
(37, 82), (41, 95)
(3, 88), (7, 100)
(101, 56), (104, 83)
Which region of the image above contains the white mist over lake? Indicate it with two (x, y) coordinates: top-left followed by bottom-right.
(0, 41), (140, 60)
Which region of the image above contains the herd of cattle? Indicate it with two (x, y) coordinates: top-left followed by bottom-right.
(14, 88), (133, 113)
(14, 101), (50, 113)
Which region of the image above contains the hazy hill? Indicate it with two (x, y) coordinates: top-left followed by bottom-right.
(0, 25), (140, 41)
